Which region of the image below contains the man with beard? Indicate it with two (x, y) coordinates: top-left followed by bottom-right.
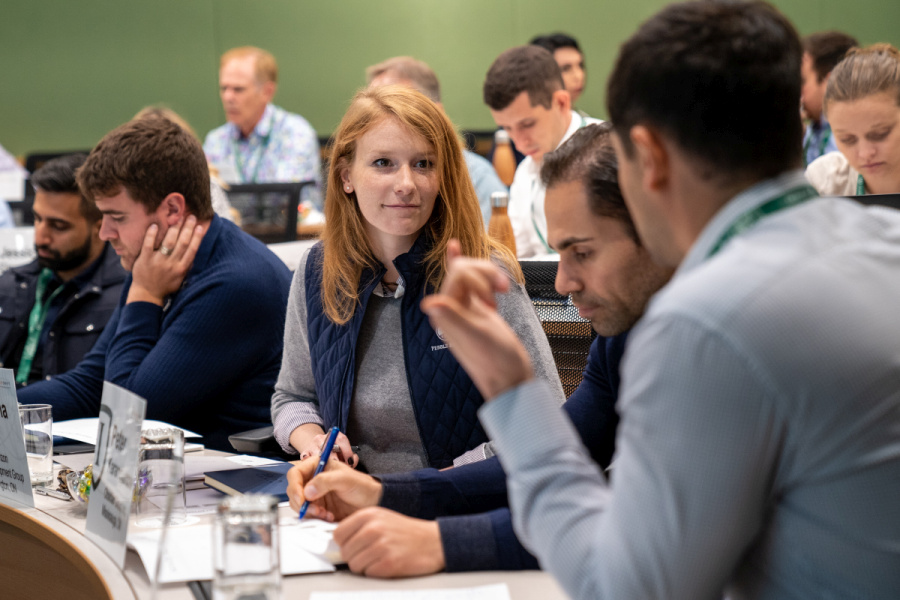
(421, 2), (900, 597)
(0, 154), (126, 385)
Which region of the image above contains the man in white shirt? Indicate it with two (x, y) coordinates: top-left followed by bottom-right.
(483, 46), (600, 258)
(423, 1), (900, 598)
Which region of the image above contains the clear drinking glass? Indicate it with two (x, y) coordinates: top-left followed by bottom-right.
(134, 427), (186, 527)
(213, 494), (281, 600)
(19, 404), (53, 487)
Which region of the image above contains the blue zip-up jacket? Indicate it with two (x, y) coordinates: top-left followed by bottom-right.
(304, 236), (489, 469)
(0, 243), (126, 382)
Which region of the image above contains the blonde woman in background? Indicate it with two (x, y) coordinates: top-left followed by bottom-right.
(806, 44), (900, 196)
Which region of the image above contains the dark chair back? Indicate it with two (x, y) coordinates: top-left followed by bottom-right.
(850, 193), (900, 210)
(225, 181), (315, 243)
(519, 260), (596, 398)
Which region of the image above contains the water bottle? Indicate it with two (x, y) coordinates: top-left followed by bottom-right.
(492, 130), (516, 187)
(488, 191), (517, 256)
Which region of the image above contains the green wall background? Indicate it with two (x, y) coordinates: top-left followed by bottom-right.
(3, 0), (900, 158)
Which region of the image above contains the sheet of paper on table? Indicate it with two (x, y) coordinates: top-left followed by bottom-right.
(128, 519), (338, 583)
(309, 583), (511, 600)
(54, 418), (204, 451)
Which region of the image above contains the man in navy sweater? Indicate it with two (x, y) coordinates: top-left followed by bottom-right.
(286, 123), (673, 576)
(18, 117), (292, 451)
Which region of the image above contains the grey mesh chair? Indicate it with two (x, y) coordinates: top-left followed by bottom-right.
(519, 260), (596, 398)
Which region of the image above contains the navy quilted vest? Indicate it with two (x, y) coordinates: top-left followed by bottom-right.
(304, 237), (488, 469)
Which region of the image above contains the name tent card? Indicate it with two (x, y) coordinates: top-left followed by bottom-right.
(0, 368), (34, 507)
(85, 382), (147, 567)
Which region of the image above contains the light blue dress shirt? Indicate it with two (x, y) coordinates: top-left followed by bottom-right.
(463, 150), (508, 229)
(481, 170), (900, 599)
(803, 117), (838, 167)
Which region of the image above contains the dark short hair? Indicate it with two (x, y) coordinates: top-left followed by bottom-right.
(30, 153), (100, 223)
(483, 45), (564, 110)
(530, 33), (581, 55)
(607, 0), (803, 182)
(803, 31), (858, 82)
(77, 118), (213, 219)
(541, 122), (638, 243)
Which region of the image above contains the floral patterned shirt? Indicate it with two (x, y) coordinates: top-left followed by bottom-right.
(203, 104), (322, 208)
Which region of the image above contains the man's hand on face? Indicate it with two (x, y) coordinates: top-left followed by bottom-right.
(420, 240), (534, 400)
(127, 215), (205, 305)
(334, 507), (445, 578)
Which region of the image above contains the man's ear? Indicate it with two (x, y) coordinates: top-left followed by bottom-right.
(630, 125), (670, 193)
(551, 88), (571, 114)
(160, 193), (186, 226)
(262, 81), (277, 103)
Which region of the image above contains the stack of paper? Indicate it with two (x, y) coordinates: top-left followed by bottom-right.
(54, 418), (205, 452)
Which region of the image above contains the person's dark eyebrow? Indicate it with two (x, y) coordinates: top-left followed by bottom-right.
(553, 236), (594, 252)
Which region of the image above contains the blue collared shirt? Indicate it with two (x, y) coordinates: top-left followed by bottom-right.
(803, 117), (838, 166)
(463, 150), (508, 228)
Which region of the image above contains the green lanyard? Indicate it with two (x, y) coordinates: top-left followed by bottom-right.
(707, 184), (819, 258)
(231, 110), (283, 183)
(16, 269), (65, 384)
(532, 114), (589, 253)
(856, 174), (866, 196)
(802, 128), (831, 167)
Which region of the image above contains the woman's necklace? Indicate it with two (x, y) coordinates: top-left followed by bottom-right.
(376, 271), (405, 298)
(380, 277), (399, 297)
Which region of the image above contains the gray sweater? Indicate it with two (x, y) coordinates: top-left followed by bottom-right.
(271, 249), (565, 474)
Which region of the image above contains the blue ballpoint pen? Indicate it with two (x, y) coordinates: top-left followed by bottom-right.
(298, 425), (340, 519)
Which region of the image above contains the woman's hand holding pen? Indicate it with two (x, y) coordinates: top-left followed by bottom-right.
(287, 458), (383, 521)
(290, 424), (360, 468)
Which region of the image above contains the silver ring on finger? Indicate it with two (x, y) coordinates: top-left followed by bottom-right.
(159, 246), (172, 256)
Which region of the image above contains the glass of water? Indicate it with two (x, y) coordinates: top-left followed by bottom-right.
(134, 427), (186, 527)
(18, 404), (53, 487)
(213, 494), (281, 600)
